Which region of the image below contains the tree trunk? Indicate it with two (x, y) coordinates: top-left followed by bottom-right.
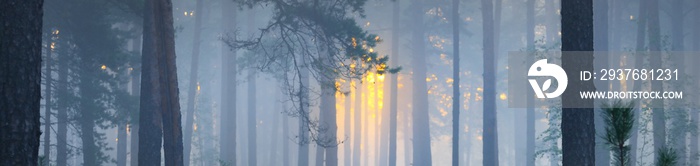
(670, 0), (686, 164)
(322, 79), (338, 166)
(248, 69), (258, 166)
(451, 0), (460, 165)
(283, 109), (290, 166)
(389, 1), (400, 166)
(78, 77), (98, 166)
(56, 30), (69, 166)
(43, 33), (53, 166)
(138, 0), (163, 163)
(182, 0), (204, 165)
(269, 91), (281, 166)
(593, 0), (610, 165)
(629, 0), (647, 165)
(561, 0), (595, 165)
(344, 84), (352, 166)
(0, 1), (43, 165)
(481, 0), (499, 164)
(525, 0), (535, 165)
(298, 61), (310, 166)
(646, 0), (665, 162)
(129, 32), (142, 166)
(219, 0), (237, 165)
(352, 81), (362, 166)
(411, 0), (433, 165)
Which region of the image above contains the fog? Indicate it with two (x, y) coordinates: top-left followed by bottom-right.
(27, 0), (700, 165)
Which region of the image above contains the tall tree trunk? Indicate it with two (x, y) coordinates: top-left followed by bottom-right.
(389, 1), (400, 166)
(139, 0), (164, 164)
(561, 0), (595, 165)
(481, 0), (499, 164)
(247, 69), (257, 166)
(283, 108), (290, 166)
(451, 0), (460, 165)
(269, 91), (281, 166)
(183, 0), (204, 165)
(646, 0), (665, 162)
(411, 0), (433, 165)
(629, 0), (647, 165)
(297, 60), (310, 166)
(117, 69), (129, 166)
(219, 0), (237, 164)
(525, 0), (535, 165)
(43, 33), (53, 166)
(78, 76), (98, 166)
(0, 1), (43, 165)
(670, 0), (686, 164)
(352, 81), (362, 166)
(130, 32), (142, 166)
(344, 84), (352, 166)
(154, 0), (184, 164)
(56, 31), (69, 166)
(593, 0), (610, 165)
(322, 79), (338, 166)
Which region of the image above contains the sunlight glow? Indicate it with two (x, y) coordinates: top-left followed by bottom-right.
(101, 65), (106, 70)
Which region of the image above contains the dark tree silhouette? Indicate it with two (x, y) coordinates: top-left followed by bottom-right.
(0, 0), (43, 165)
(561, 0), (595, 165)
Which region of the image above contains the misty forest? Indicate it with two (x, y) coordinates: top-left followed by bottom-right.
(3, 0), (700, 165)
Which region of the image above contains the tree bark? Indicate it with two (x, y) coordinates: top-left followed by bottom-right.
(389, 1), (400, 166)
(219, 0), (237, 165)
(0, 1), (43, 165)
(138, 0), (164, 164)
(561, 0), (595, 165)
(183, 0), (204, 165)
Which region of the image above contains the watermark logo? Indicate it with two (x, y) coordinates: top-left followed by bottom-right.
(528, 59), (567, 98)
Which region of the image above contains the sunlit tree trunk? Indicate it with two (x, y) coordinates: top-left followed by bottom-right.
(561, 0), (595, 165)
(389, 1), (400, 166)
(183, 0), (204, 165)
(219, 0), (237, 165)
(592, 0), (609, 165)
(0, 2), (43, 165)
(411, 0), (433, 165)
(344, 83), (352, 166)
(352, 81), (362, 166)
